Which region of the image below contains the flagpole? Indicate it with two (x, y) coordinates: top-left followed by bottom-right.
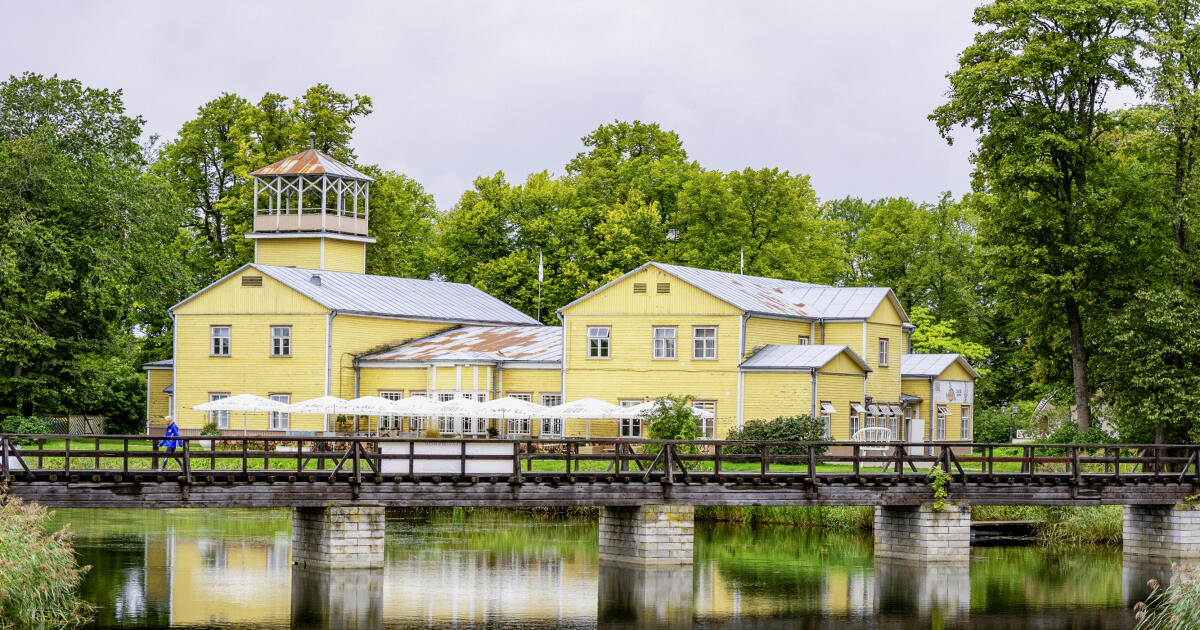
(537, 251), (544, 322)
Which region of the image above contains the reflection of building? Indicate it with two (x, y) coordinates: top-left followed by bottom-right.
(145, 149), (978, 441)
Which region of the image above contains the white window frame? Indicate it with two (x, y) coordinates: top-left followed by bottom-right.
(692, 327), (717, 360)
(849, 402), (861, 435)
(693, 401), (716, 438)
(209, 393), (230, 429)
(540, 417), (563, 437)
(936, 405), (948, 440)
(270, 326), (291, 357)
(269, 394), (290, 430)
(961, 405), (971, 441)
(879, 338), (889, 366)
(211, 326), (230, 356)
(620, 417), (642, 438)
(819, 402), (835, 440)
(652, 326), (676, 360)
(798, 335), (811, 346)
(508, 417), (531, 436)
(379, 391), (404, 430)
(587, 326), (611, 358)
(507, 393), (532, 402)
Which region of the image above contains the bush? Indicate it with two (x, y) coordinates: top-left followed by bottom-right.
(0, 492), (94, 628)
(421, 428), (441, 439)
(725, 415), (827, 456)
(199, 422), (221, 437)
(642, 395), (701, 454)
(1, 416), (50, 444)
(973, 408), (1015, 444)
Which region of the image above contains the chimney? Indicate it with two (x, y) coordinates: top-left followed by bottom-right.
(310, 274), (322, 287)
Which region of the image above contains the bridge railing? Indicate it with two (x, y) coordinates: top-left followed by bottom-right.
(2, 435), (1198, 485)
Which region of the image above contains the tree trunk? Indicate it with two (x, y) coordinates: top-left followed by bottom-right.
(1065, 296), (1091, 430)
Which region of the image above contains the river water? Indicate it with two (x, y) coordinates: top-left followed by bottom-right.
(49, 508), (1170, 629)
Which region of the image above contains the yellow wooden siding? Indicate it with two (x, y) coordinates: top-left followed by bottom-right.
(322, 238), (366, 273)
(146, 369), (173, 428)
(255, 238), (324, 270)
(564, 418), (619, 438)
(744, 317), (814, 353)
(822, 351), (864, 375)
(816, 373), (867, 441)
(869, 297), (904, 325)
(330, 316), (455, 399)
(173, 267), (327, 316)
(822, 321), (864, 353)
(901, 379), (931, 426)
(174, 313), (329, 431)
(500, 368), (561, 400)
(939, 360), (976, 382)
(561, 266), (741, 317)
(742, 372), (813, 423)
(865, 321), (902, 400)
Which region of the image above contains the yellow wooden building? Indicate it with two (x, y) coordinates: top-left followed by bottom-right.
(145, 149), (978, 444)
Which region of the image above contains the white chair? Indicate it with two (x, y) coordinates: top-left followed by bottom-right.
(852, 426), (894, 471)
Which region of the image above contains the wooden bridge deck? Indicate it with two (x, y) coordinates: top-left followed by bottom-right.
(3, 435), (1198, 508)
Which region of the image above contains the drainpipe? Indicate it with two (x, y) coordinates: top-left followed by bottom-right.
(325, 309), (337, 433)
(559, 313), (567, 401)
(737, 312), (750, 430)
(810, 369), (818, 418)
(818, 318), (826, 344)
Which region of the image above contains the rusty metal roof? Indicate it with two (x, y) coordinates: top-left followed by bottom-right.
(561, 262), (907, 322)
(359, 326), (562, 364)
(901, 354), (980, 379)
(739, 345), (870, 372)
(249, 149), (374, 181)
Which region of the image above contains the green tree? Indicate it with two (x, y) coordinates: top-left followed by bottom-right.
(932, 0), (1155, 429)
(0, 74), (185, 419)
(908, 306), (990, 367)
(643, 394), (701, 455)
(361, 167), (438, 278)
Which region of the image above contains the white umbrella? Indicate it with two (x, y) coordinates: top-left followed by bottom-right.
(617, 399), (714, 419)
(288, 395), (352, 415)
(391, 395), (441, 416)
(546, 398), (625, 439)
(193, 394), (291, 436)
(431, 397), (487, 417)
(341, 396), (405, 416)
(477, 396), (549, 436)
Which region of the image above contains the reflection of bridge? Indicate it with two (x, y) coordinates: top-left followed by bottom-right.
(7, 435), (1200, 567)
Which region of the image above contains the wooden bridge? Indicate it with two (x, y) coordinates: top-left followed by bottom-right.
(6, 434), (1200, 567)
(3, 435), (1198, 509)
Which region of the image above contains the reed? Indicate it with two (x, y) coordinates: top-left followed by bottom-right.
(0, 492), (93, 629)
(1136, 564), (1200, 630)
(694, 505), (874, 531)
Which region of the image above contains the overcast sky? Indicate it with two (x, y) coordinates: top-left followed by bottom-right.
(2, 1), (981, 209)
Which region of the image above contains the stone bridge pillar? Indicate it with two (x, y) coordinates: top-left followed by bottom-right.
(874, 503), (970, 562)
(292, 505), (385, 569)
(1124, 504), (1200, 557)
(599, 505), (694, 565)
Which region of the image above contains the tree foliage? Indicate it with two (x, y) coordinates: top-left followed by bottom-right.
(725, 416), (828, 455)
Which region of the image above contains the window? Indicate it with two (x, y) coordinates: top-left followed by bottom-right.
(620, 417), (642, 438)
(271, 326), (291, 357)
(879, 338), (889, 366)
(798, 335), (811, 345)
(437, 393), (457, 434)
(211, 326), (230, 356)
(587, 326), (610, 358)
(936, 405), (948, 440)
(633, 282), (647, 294)
(693, 401), (716, 438)
(541, 394), (562, 437)
(693, 327), (717, 360)
(379, 391), (403, 430)
(508, 393), (532, 402)
(888, 407), (899, 438)
(409, 391), (427, 431)
(819, 402), (835, 440)
(209, 393), (230, 429)
(508, 417), (531, 435)
(849, 402), (863, 435)
(652, 327), (676, 359)
(961, 406), (971, 440)
(269, 394), (290, 430)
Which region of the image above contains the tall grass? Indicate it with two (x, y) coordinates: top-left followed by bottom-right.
(1136, 564), (1200, 630)
(695, 505), (874, 531)
(972, 504), (1123, 546)
(0, 493), (93, 629)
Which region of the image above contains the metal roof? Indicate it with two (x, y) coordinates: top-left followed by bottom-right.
(901, 353), (980, 379)
(561, 262), (906, 321)
(359, 326), (562, 363)
(143, 359), (174, 369)
(249, 149), (375, 182)
(739, 344), (871, 372)
(251, 265), (540, 325)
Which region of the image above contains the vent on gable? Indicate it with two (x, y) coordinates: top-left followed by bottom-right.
(633, 282), (647, 294)
(656, 282), (671, 294)
(241, 275), (263, 288)
(310, 274), (322, 287)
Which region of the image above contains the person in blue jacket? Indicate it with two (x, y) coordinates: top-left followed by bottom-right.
(158, 416), (183, 470)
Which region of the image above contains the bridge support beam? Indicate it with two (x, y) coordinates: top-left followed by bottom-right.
(874, 502), (970, 562)
(599, 505), (694, 565)
(292, 505), (385, 568)
(1124, 504), (1200, 557)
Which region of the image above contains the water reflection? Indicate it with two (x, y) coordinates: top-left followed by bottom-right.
(49, 508), (1172, 629)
